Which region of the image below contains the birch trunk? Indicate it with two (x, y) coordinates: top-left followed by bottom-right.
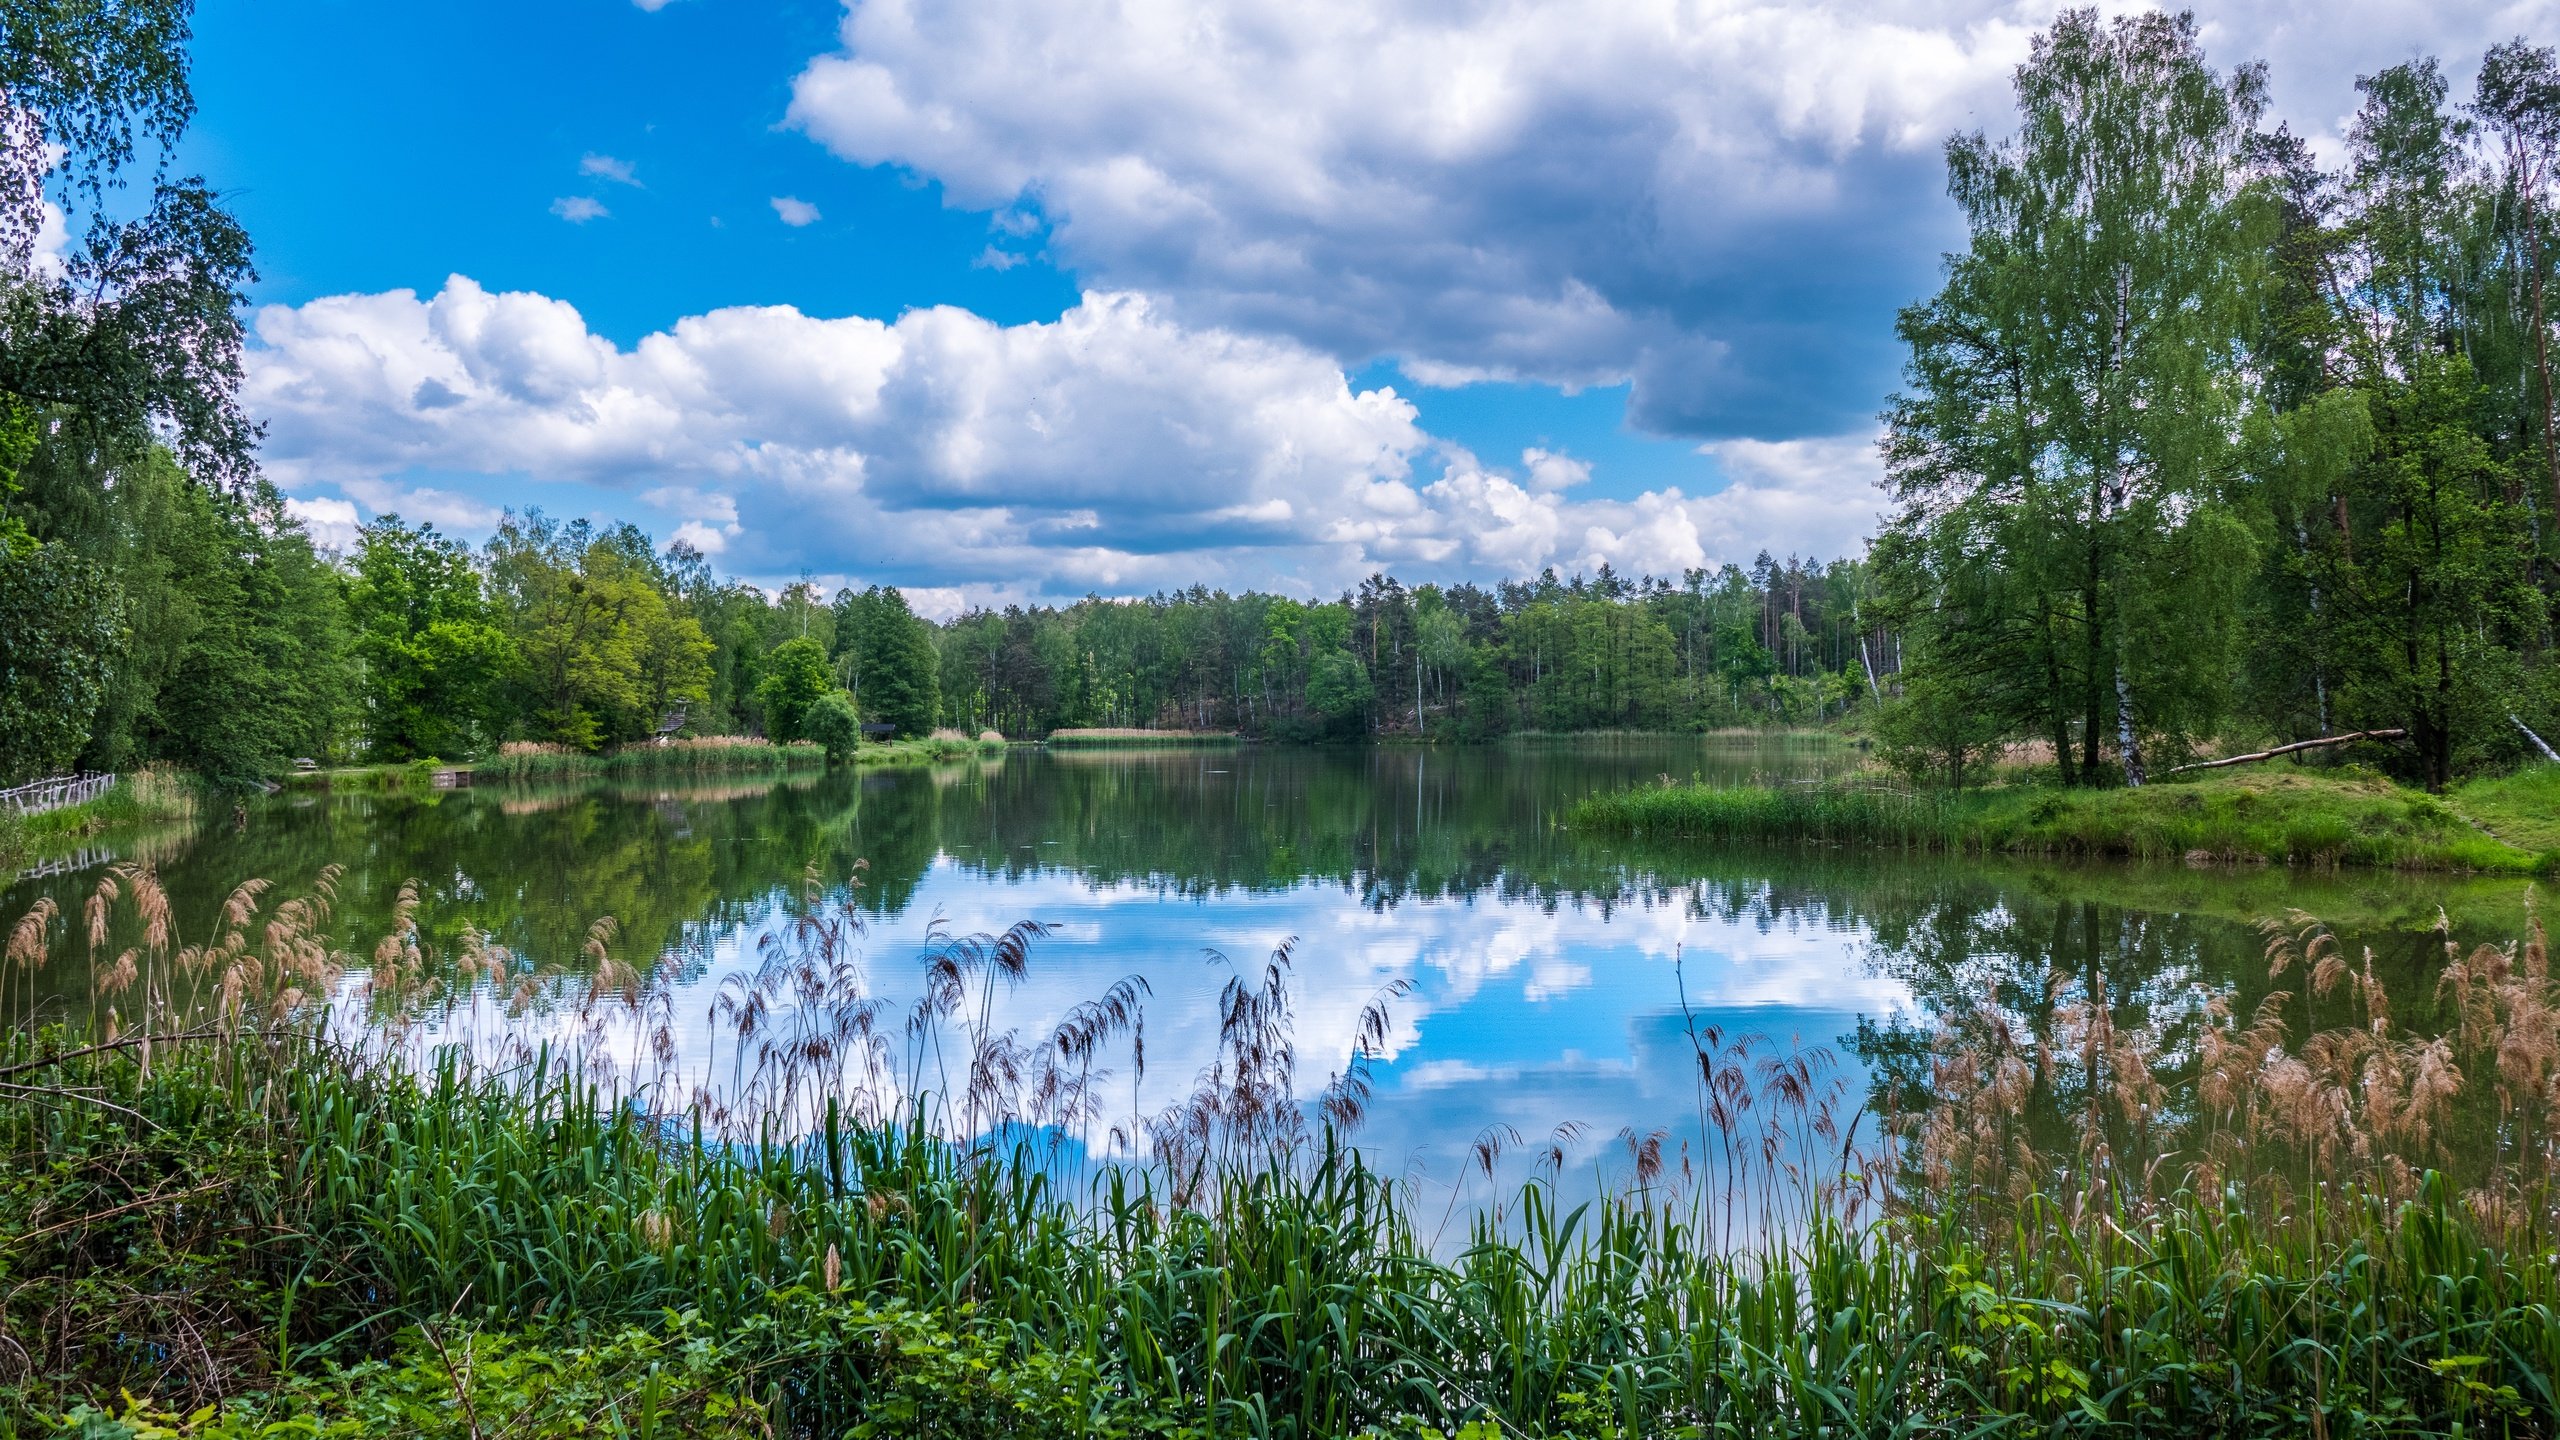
(2114, 663), (2145, 787)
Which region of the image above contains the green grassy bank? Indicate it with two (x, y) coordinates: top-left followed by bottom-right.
(0, 768), (198, 869)
(1044, 727), (1242, 747)
(1572, 764), (2558, 872)
(293, 733), (1006, 790)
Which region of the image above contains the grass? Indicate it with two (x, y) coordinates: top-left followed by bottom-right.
(279, 756), (464, 792)
(0, 765), (198, 868)
(474, 733), (1002, 782)
(859, 732), (1008, 765)
(1572, 763), (2553, 872)
(476, 736), (829, 782)
(1044, 727), (1241, 747)
(2450, 763), (2560, 853)
(4, 865), (2558, 1436)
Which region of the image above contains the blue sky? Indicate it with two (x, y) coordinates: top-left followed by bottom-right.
(189, 0), (2541, 612)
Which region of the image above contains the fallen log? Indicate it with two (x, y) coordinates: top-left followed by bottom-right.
(2160, 729), (2407, 776)
(2513, 715), (2560, 763)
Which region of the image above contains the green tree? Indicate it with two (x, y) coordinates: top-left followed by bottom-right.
(0, 543), (123, 782)
(2318, 357), (2542, 788)
(1877, 666), (2007, 791)
(1458, 649), (1513, 741)
(141, 481), (349, 785)
(835, 585), (941, 737)
(758, 637), (832, 743)
(1306, 650), (1372, 736)
(349, 517), (511, 761)
(1883, 8), (2270, 784)
(486, 513), (711, 750)
(1, 0), (260, 487)
(802, 690), (863, 762)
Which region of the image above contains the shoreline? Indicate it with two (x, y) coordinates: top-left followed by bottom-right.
(1569, 764), (2560, 874)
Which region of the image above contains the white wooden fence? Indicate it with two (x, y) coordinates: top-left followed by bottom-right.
(0, 772), (115, 817)
(17, 845), (114, 880)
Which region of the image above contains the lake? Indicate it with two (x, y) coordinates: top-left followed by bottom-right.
(5, 738), (2526, 1214)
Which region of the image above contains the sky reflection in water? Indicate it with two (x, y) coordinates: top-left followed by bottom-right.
(9, 739), (2520, 1209)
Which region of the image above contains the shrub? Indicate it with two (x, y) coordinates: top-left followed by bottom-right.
(803, 691), (863, 763)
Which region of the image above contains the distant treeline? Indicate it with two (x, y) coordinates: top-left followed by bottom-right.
(0, 435), (1886, 786)
(0, 478), (962, 785)
(929, 559), (1888, 741)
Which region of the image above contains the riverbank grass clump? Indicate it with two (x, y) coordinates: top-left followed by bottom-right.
(1574, 764), (2549, 872)
(474, 736), (828, 782)
(1044, 727), (1241, 747)
(858, 730), (1008, 765)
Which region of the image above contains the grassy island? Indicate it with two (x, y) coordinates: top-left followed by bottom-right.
(1571, 764), (2560, 873)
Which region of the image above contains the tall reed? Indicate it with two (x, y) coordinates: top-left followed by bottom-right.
(479, 736), (828, 782)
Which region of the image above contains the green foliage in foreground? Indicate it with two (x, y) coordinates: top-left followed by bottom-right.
(5, 1034), (2555, 1438)
(1571, 766), (2552, 872)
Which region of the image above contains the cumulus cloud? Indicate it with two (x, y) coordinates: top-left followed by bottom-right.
(783, 0), (2037, 438)
(645, 485), (745, 554)
(339, 478), (504, 533)
(284, 495), (362, 554)
(770, 195), (821, 226)
(786, 0), (2547, 441)
(246, 276), (1879, 600)
(1689, 434), (1887, 564)
(549, 195), (609, 224)
(30, 197), (68, 279)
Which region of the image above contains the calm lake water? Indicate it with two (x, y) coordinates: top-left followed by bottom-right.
(6, 738), (2527, 1205)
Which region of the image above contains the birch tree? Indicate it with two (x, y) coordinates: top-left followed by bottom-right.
(1884, 8), (2270, 785)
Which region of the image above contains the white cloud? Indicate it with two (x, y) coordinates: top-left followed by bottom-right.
(786, 0), (2548, 440)
(1521, 447), (1589, 493)
(247, 276), (1879, 601)
(549, 195), (609, 224)
(580, 153), (640, 186)
(284, 495), (362, 553)
(785, 0), (2037, 437)
(29, 198), (68, 279)
(1691, 434), (1886, 564)
(669, 520), (731, 554)
(645, 485), (745, 555)
(770, 195), (822, 227)
(340, 478), (504, 533)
